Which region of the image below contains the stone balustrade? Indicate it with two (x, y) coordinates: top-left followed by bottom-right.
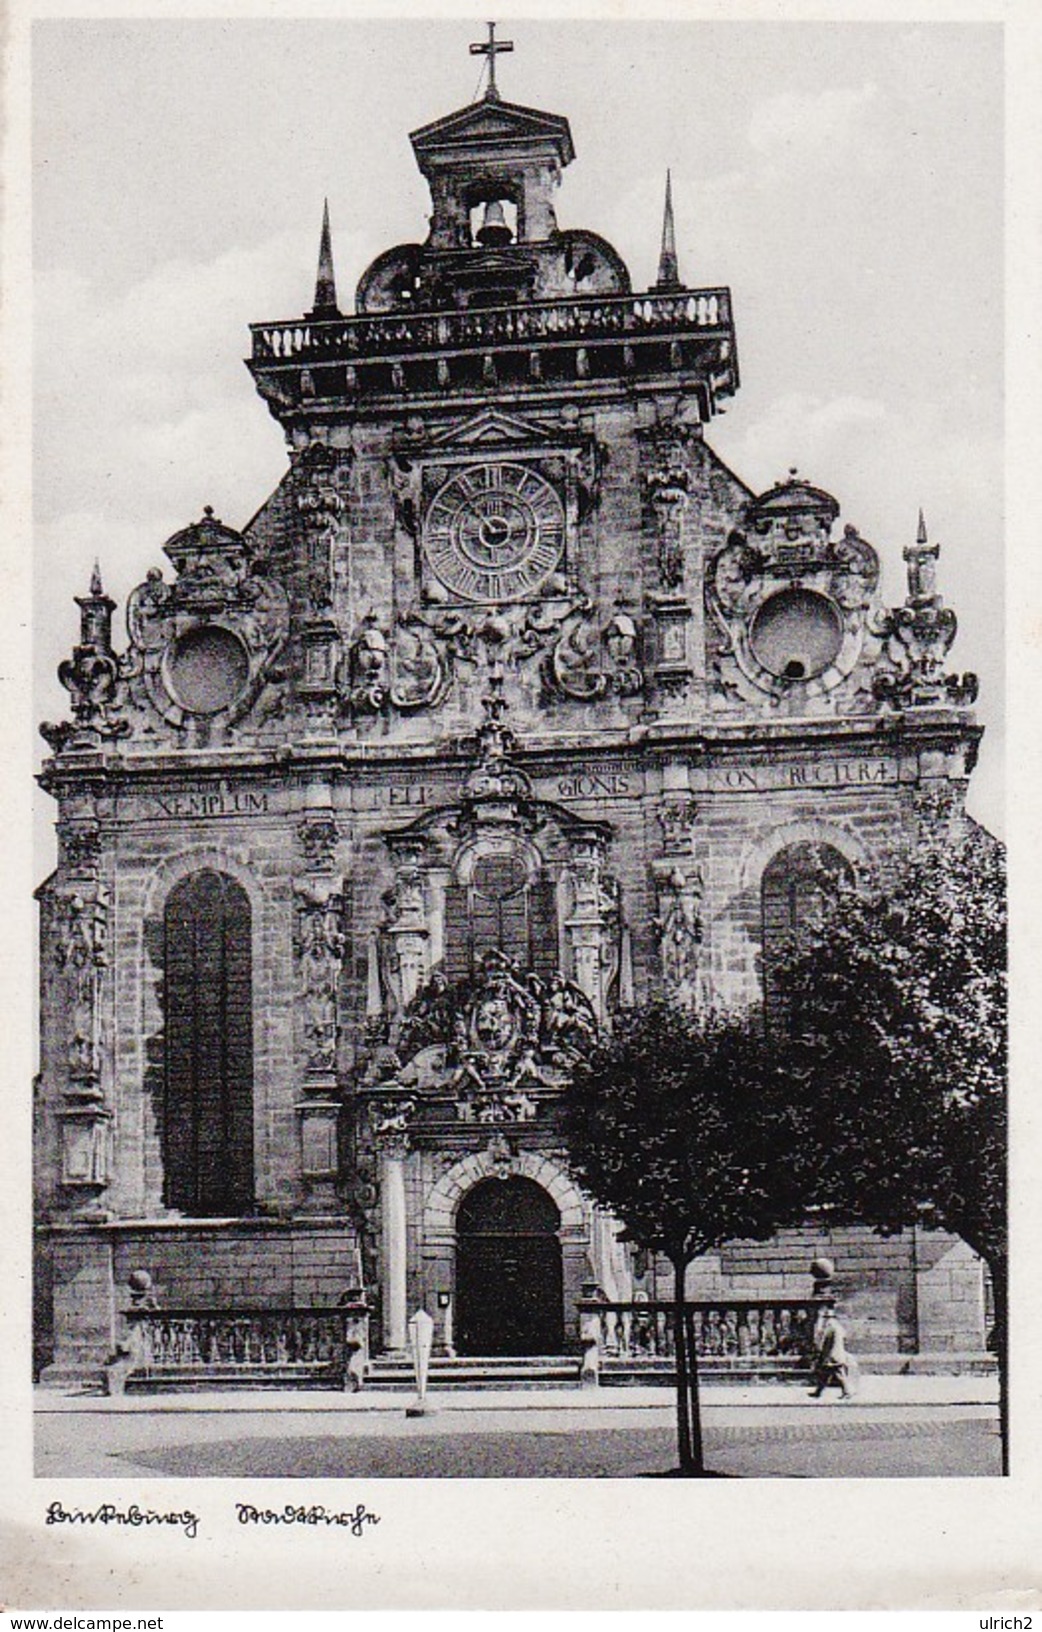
(578, 1297), (822, 1384)
(251, 289), (733, 363)
(113, 1303), (370, 1393)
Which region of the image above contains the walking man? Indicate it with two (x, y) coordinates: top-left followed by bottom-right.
(809, 1302), (854, 1399)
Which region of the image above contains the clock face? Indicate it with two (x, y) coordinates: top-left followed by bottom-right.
(423, 463), (565, 602)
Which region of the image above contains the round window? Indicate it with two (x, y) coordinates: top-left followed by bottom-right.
(168, 626), (250, 715)
(749, 588), (843, 681)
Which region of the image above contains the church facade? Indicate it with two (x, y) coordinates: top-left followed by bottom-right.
(35, 46), (988, 1382)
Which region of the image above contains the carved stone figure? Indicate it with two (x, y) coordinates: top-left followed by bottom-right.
(645, 470), (690, 590)
(654, 865), (704, 1006)
(294, 880), (346, 1073)
(53, 886), (109, 1082)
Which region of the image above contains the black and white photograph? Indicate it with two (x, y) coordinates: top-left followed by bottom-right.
(5, 1), (1034, 1614)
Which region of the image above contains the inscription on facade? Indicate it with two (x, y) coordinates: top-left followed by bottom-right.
(696, 759), (900, 794)
(140, 788), (271, 820)
(552, 767), (642, 800)
(351, 782), (448, 812)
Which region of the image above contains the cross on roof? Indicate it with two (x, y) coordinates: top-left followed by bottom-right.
(470, 21), (514, 101)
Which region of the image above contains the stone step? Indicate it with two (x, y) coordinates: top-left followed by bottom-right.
(367, 1355), (583, 1389)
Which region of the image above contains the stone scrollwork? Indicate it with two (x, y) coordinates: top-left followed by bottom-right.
(293, 876), (346, 1075)
(122, 509), (290, 734)
(638, 423), (697, 591)
(388, 614), (446, 711)
(708, 484), (884, 706)
(42, 567), (129, 753)
(644, 466), (690, 591)
(371, 1096), (417, 1149)
(657, 796), (699, 856)
(386, 949), (599, 1126)
(710, 534), (766, 620)
(872, 517), (978, 709)
(297, 814), (340, 872)
(336, 593), (644, 716)
(345, 615), (390, 715)
(292, 442), (351, 617)
(548, 601), (644, 701)
(342, 611), (448, 718)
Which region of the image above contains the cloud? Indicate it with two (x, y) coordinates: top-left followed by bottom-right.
(35, 221), (381, 528)
(747, 82), (882, 171)
(717, 391), (887, 495)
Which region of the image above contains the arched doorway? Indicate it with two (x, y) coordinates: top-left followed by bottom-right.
(455, 1177), (564, 1356)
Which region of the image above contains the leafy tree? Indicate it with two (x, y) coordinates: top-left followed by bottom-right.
(562, 1006), (814, 1474)
(774, 822), (1008, 1469)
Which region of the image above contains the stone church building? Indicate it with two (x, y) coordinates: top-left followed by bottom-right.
(35, 41), (989, 1383)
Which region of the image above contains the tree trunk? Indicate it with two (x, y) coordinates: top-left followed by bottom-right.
(670, 1256), (694, 1473)
(684, 1304), (706, 1475)
(987, 1250), (1008, 1477)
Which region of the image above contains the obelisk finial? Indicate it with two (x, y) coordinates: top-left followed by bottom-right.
(310, 199), (339, 317)
(654, 169), (682, 291)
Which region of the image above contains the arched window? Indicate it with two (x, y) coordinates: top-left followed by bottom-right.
(162, 870), (254, 1216)
(443, 854), (558, 981)
(761, 841), (853, 1024)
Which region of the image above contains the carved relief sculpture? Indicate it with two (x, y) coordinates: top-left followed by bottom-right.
(292, 442), (351, 617)
(873, 514), (978, 708)
(294, 876), (346, 1074)
(707, 478), (884, 708)
(549, 600), (644, 700)
(382, 948), (599, 1126)
(121, 509), (290, 736)
(652, 862), (704, 1009)
(42, 567), (128, 753)
(53, 885), (110, 1085)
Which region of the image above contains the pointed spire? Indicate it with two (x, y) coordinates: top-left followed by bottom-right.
(310, 199), (340, 318)
(76, 559), (115, 650)
(917, 507), (928, 545)
(654, 169), (682, 291)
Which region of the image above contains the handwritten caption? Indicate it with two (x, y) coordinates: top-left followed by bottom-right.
(235, 1502), (380, 1534)
(44, 1499), (382, 1541)
(46, 1502), (199, 1540)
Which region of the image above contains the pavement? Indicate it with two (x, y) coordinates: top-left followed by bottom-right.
(34, 1374), (1002, 1479)
(36, 1371), (997, 1413)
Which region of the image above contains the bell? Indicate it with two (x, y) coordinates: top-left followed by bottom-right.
(477, 198), (513, 248)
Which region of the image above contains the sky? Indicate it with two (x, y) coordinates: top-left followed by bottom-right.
(31, 18), (1004, 846)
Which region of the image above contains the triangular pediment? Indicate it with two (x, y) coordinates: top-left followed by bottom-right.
(428, 407), (557, 449)
(411, 98), (574, 166)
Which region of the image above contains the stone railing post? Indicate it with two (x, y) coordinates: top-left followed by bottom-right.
(341, 1290), (370, 1393)
(579, 1286), (607, 1388)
